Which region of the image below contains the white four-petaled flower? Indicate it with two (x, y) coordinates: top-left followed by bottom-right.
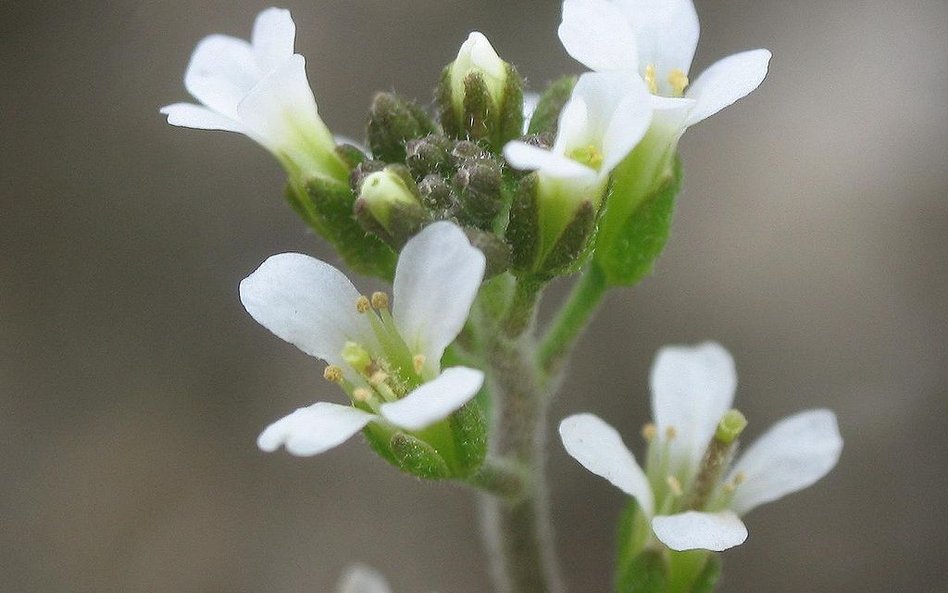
(558, 0), (772, 141)
(241, 222), (486, 456)
(161, 8), (346, 181)
(560, 342), (842, 551)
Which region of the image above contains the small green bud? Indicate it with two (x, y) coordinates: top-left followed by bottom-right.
(438, 32), (524, 150)
(405, 134), (454, 178)
(334, 142), (368, 170)
(417, 174), (456, 213)
(348, 159), (386, 193)
(453, 157), (504, 230)
(527, 75), (577, 136)
(715, 409), (748, 444)
(355, 166), (428, 249)
(367, 92), (437, 163)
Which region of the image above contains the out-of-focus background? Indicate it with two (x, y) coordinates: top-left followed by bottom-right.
(2, 1), (946, 592)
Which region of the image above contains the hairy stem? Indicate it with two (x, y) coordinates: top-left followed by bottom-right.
(538, 264), (608, 374)
(480, 332), (564, 593)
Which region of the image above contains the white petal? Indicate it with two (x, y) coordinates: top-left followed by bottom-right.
(236, 54), (328, 154)
(617, 0), (700, 76)
(379, 367), (484, 431)
(184, 34), (259, 118)
(257, 402), (375, 456)
(652, 510), (748, 551)
(551, 96), (593, 154)
(684, 49), (772, 127)
(559, 413), (654, 516)
(239, 253), (376, 366)
(160, 103), (245, 133)
(600, 77), (653, 173)
(392, 222), (486, 368)
(337, 564), (392, 593)
(251, 7), (296, 72)
(503, 142), (595, 180)
(650, 342), (737, 473)
(558, 0), (639, 71)
(728, 409), (843, 515)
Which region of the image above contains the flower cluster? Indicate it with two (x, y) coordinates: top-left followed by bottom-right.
(161, 3), (841, 592)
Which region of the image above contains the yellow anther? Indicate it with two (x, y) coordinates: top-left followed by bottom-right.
(323, 365), (344, 383)
(353, 388), (372, 402)
(667, 68), (689, 97)
(666, 475), (683, 497)
(665, 426), (678, 440)
(644, 64), (659, 94)
(355, 295), (371, 313)
(371, 291), (389, 310)
(733, 471), (746, 486)
(642, 423), (658, 442)
(369, 371), (389, 386)
(413, 354), (426, 374)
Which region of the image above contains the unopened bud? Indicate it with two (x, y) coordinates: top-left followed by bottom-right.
(367, 92), (437, 163)
(438, 32), (524, 149)
(418, 174), (455, 213)
(526, 75), (577, 136)
(454, 158), (503, 230)
(355, 166), (428, 249)
(406, 134), (454, 178)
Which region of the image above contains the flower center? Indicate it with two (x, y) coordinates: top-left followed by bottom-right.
(644, 64), (689, 98)
(642, 409), (748, 515)
(567, 144), (604, 170)
(322, 292), (429, 413)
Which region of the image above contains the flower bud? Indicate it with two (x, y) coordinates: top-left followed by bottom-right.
(526, 75), (577, 136)
(367, 92), (437, 163)
(453, 157), (504, 231)
(417, 174), (456, 213)
(405, 134), (455, 178)
(354, 166), (428, 249)
(438, 32), (524, 150)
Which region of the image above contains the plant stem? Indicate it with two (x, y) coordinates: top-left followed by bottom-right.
(538, 264), (608, 374)
(479, 332), (563, 593)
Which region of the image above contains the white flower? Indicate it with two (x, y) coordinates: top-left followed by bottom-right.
(559, 342), (842, 551)
(503, 71), (652, 256)
(241, 222), (487, 456)
(161, 8), (346, 181)
(558, 0), (771, 137)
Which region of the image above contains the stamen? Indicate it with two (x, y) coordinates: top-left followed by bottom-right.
(413, 354), (426, 374)
(666, 475), (683, 497)
(355, 295), (371, 313)
(665, 426), (677, 440)
(567, 144), (604, 170)
(323, 365), (344, 383)
(352, 388), (372, 402)
(369, 371), (389, 386)
(667, 68), (689, 97)
(644, 64), (658, 94)
(641, 423), (658, 442)
(371, 291), (389, 310)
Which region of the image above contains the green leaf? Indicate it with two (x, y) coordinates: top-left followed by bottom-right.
(595, 157), (681, 287)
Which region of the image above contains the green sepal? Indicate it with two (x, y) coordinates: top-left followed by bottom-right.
(464, 227), (511, 279)
(689, 555), (721, 593)
(496, 64), (525, 149)
(293, 176), (397, 280)
(527, 76), (577, 136)
(454, 157), (504, 231)
(335, 143), (368, 169)
(448, 400), (488, 476)
(595, 157), (681, 287)
(367, 92), (437, 164)
(389, 431), (452, 479)
(438, 66), (463, 139)
(506, 173), (541, 273)
(616, 549), (668, 593)
(540, 199), (596, 278)
(462, 72), (492, 144)
(406, 134), (455, 178)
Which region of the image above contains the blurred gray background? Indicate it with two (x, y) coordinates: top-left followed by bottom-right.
(2, 1), (946, 592)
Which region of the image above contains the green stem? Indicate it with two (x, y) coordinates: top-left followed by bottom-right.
(477, 276), (564, 593)
(538, 263), (608, 374)
(504, 276), (544, 338)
